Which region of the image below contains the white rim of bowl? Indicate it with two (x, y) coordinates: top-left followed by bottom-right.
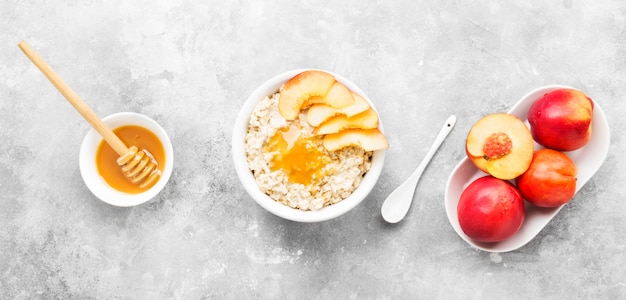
(232, 69), (386, 222)
(79, 112), (174, 207)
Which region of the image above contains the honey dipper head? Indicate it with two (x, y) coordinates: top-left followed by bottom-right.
(117, 146), (161, 189)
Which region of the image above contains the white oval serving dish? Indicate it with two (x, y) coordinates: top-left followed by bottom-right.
(445, 85), (610, 252)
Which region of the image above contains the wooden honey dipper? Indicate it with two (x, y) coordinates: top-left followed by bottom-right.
(18, 41), (160, 189)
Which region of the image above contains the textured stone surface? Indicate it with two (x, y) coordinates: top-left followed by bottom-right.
(2, 1), (626, 299)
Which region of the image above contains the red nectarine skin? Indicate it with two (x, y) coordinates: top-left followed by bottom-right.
(516, 149), (577, 208)
(528, 89), (593, 151)
(457, 176), (525, 243)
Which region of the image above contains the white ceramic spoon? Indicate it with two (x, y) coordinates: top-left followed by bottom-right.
(445, 85), (610, 252)
(381, 115), (457, 223)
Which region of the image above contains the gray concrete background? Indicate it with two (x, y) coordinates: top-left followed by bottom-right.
(2, 1), (625, 299)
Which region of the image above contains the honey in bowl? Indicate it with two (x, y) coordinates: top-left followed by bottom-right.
(96, 125), (165, 194)
(265, 125), (331, 186)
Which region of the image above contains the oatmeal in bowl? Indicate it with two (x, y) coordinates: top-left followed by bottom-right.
(232, 69), (387, 222)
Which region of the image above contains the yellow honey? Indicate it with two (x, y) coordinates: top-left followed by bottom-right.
(265, 126), (329, 186)
(96, 125), (165, 194)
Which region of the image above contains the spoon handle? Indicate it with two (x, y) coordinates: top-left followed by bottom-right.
(381, 115), (456, 223)
(408, 115), (457, 185)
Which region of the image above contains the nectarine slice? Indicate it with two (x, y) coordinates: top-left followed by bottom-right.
(278, 70), (336, 120)
(322, 81), (355, 109)
(465, 113), (533, 180)
(341, 93), (370, 117)
(314, 108), (379, 135)
(307, 92), (370, 127)
(323, 128), (388, 151)
(298, 82), (355, 112)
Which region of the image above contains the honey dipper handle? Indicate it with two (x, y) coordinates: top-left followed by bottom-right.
(18, 41), (129, 156)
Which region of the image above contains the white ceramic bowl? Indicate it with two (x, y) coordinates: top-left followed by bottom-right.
(79, 112), (174, 207)
(232, 69), (386, 222)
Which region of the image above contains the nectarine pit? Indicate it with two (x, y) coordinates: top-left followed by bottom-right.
(482, 132), (512, 160)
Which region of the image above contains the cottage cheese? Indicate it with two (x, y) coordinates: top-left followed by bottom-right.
(245, 91), (372, 211)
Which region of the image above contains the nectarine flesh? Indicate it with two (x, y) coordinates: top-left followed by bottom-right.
(323, 128), (388, 151)
(306, 92), (370, 127)
(313, 108), (379, 135)
(322, 81), (355, 109)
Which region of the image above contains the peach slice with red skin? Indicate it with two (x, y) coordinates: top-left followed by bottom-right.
(313, 108), (379, 136)
(278, 71), (354, 120)
(278, 70), (335, 120)
(465, 113), (534, 180)
(323, 128), (388, 151)
(307, 92), (370, 127)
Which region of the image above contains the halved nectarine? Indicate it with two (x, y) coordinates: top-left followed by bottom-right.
(307, 92), (370, 127)
(323, 128), (388, 151)
(278, 70), (336, 120)
(314, 108), (379, 135)
(465, 113), (534, 180)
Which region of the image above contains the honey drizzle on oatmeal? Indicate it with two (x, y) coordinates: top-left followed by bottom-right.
(266, 125), (330, 186)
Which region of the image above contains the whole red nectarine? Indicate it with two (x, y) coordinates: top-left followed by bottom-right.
(457, 176), (525, 243)
(528, 88), (593, 151)
(516, 149), (577, 208)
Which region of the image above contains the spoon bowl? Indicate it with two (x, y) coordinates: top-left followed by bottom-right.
(445, 85), (610, 252)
